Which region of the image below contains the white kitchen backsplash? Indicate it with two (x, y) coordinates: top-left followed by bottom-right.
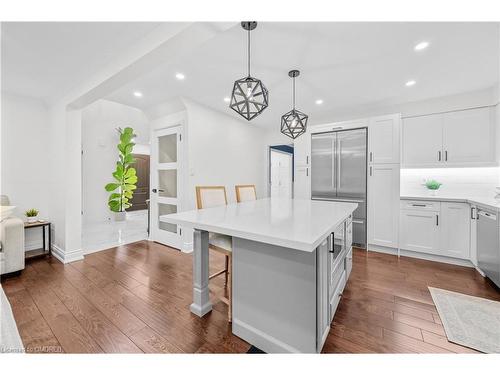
(400, 167), (500, 197)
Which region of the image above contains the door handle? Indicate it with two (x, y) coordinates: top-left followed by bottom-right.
(438, 151), (441, 161)
(152, 189), (157, 193)
(152, 188), (165, 193)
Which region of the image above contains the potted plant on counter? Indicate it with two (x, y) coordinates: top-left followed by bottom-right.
(25, 208), (39, 223)
(105, 127), (138, 221)
(424, 179), (442, 196)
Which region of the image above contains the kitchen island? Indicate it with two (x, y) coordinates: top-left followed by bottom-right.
(160, 197), (357, 353)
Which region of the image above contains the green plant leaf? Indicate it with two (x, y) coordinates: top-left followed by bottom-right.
(124, 184), (137, 191)
(109, 193), (121, 200)
(124, 168), (136, 178)
(105, 183), (120, 192)
(125, 176), (138, 184)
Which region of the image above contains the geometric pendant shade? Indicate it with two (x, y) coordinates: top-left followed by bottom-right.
(280, 69), (308, 139)
(229, 21), (269, 121)
(230, 76), (269, 121)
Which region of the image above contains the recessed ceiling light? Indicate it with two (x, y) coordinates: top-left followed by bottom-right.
(175, 73), (185, 80)
(133, 91), (143, 98)
(405, 80), (416, 87)
(223, 97), (231, 103)
(414, 41), (429, 51)
(315, 99), (324, 105)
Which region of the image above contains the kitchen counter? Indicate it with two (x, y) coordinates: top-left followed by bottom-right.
(161, 197), (357, 252)
(401, 193), (500, 211)
(160, 197), (357, 353)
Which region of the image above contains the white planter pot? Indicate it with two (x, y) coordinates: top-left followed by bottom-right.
(114, 211), (126, 221)
(27, 216), (38, 223)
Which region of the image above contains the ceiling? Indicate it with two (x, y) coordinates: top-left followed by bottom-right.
(2, 22), (498, 127)
(106, 22), (499, 126)
(1, 22), (162, 102)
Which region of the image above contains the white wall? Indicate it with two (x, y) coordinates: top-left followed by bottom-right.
(183, 99), (268, 207)
(400, 167), (499, 197)
(81, 99), (149, 223)
(148, 98), (270, 250)
(1, 92), (50, 250)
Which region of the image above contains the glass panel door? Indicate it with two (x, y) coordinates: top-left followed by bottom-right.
(150, 125), (182, 249)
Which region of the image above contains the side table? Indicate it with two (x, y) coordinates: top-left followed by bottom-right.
(24, 221), (51, 260)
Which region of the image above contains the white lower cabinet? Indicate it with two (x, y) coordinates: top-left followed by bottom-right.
(400, 206), (440, 254)
(440, 202), (470, 259)
(368, 164), (400, 248)
(400, 200), (471, 260)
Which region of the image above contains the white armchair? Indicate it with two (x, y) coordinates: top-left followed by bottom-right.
(0, 196), (25, 276)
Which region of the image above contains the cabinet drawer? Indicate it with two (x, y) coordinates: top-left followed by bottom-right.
(330, 271), (346, 322)
(400, 200), (440, 211)
(345, 248), (353, 279)
(330, 255), (345, 296)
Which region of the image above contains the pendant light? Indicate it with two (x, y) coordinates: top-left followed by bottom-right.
(281, 70), (308, 139)
(229, 21), (269, 121)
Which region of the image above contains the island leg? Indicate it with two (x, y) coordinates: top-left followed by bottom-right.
(190, 229), (212, 316)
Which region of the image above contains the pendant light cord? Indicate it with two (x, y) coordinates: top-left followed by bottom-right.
(247, 27), (251, 77)
(293, 76), (296, 109)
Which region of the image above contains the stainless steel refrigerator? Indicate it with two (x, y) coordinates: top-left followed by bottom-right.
(311, 128), (367, 248)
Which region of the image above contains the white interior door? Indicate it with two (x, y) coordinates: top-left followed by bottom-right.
(151, 126), (182, 249)
(270, 149), (293, 199)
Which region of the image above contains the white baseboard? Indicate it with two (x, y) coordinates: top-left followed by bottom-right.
(367, 244), (474, 268)
(51, 244), (84, 264)
(232, 318), (301, 353)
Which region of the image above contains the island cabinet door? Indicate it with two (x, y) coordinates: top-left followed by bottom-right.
(316, 238), (330, 352)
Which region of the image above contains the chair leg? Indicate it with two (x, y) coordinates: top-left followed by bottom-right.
(224, 255), (229, 287)
(228, 254), (232, 322)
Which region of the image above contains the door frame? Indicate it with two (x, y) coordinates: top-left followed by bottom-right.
(267, 145), (294, 199)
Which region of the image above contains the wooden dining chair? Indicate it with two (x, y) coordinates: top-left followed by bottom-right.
(235, 184), (257, 203)
(195, 186), (232, 321)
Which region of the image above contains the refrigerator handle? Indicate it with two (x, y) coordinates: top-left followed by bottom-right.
(336, 136), (341, 192)
(332, 137), (336, 190)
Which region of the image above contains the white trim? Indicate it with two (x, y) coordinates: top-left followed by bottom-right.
(368, 244), (474, 268)
(232, 318), (302, 353)
(51, 244), (84, 264)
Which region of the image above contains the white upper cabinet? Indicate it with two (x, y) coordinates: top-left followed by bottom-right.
(368, 114), (401, 164)
(402, 107), (495, 167)
(402, 114), (443, 166)
(442, 107), (494, 164)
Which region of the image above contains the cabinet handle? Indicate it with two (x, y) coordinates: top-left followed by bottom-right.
(306, 155), (309, 165)
(445, 151), (448, 161)
(369, 152), (373, 162)
(438, 151), (441, 161)
(436, 214), (439, 226)
(338, 292), (343, 297)
(471, 207), (476, 220)
(412, 204), (426, 207)
(306, 168), (309, 177)
(369, 166), (372, 176)
(328, 233), (335, 253)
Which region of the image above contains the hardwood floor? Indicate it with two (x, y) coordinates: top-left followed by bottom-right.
(2, 242), (499, 353)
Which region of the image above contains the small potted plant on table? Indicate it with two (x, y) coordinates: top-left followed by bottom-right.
(25, 208), (39, 223)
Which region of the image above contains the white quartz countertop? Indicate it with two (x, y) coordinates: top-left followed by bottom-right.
(401, 193), (500, 211)
(160, 198), (357, 252)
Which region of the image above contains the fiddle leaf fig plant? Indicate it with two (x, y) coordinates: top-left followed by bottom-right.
(105, 127), (138, 212)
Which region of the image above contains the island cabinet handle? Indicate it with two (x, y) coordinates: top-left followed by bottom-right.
(412, 203), (426, 207)
(328, 233), (335, 253)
